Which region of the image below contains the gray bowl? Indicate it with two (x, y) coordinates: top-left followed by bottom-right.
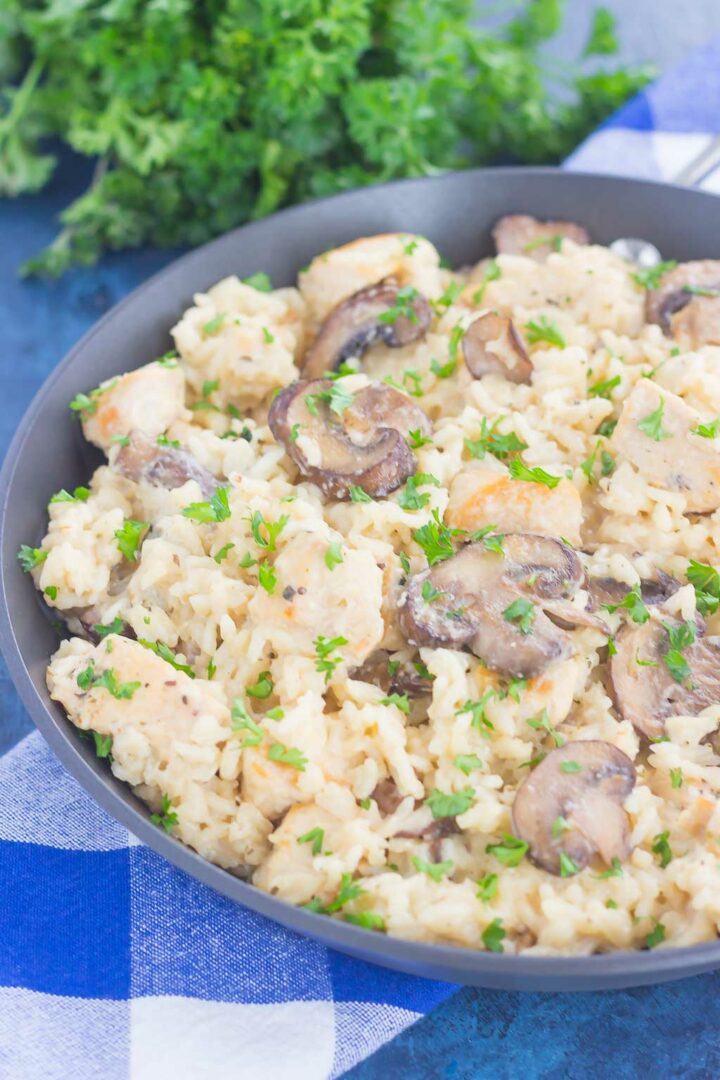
(2, 167), (719, 992)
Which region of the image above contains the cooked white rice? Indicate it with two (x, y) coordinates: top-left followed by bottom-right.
(28, 229), (720, 956)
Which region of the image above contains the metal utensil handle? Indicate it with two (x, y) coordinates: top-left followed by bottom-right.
(672, 134), (720, 188)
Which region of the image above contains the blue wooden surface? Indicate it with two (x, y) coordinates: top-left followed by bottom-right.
(3, 81), (720, 1080)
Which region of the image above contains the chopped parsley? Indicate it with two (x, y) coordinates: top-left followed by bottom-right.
(471, 259), (502, 305)
(213, 542), (235, 563)
(662, 619), (696, 683)
(526, 708), (564, 747)
(91, 731), (113, 759)
(76, 663), (141, 700)
(508, 458), (561, 489)
(603, 582), (649, 625)
(150, 794), (178, 833)
(314, 635), (348, 683)
(412, 856), (453, 882)
(485, 834), (528, 867)
(17, 545), (47, 572)
(202, 312), (226, 335)
(93, 616), (125, 639)
(377, 286), (420, 326)
(476, 873), (498, 903)
(262, 326), (275, 344)
(454, 753), (483, 775)
(243, 272), (272, 292)
(692, 417), (720, 438)
(305, 381), (355, 417)
(596, 417), (618, 438)
(44, 586), (58, 601)
(482, 918), (506, 953)
(407, 428), (433, 449)
(631, 261), (677, 290)
(257, 559), (277, 593)
(111, 433), (131, 446)
(464, 416), (528, 461)
(559, 851), (581, 877)
(652, 831), (673, 868)
(425, 787), (475, 820)
(231, 700), (263, 746)
(430, 356), (457, 379)
(182, 486), (231, 523)
(637, 397), (670, 441)
(246, 671), (273, 699)
(267, 742), (307, 771)
(645, 921), (666, 949)
(325, 542), (344, 570)
(447, 324), (465, 362)
(588, 374), (621, 400)
(524, 315), (566, 348)
(559, 760), (582, 774)
(456, 692), (496, 733)
(137, 639), (195, 677)
(432, 280), (463, 312)
(421, 580), (445, 604)
(298, 827), (325, 855)
(551, 815), (570, 838)
(349, 485), (373, 503)
(249, 511), (288, 551)
(207, 659), (216, 680)
(502, 597), (535, 635)
(413, 510), (463, 565)
(670, 767), (683, 790)
(343, 911), (386, 932)
(380, 693), (411, 715)
(156, 433), (181, 449)
(49, 486), (90, 503)
(687, 559), (720, 615)
(594, 857), (623, 879)
(398, 472), (439, 511)
(114, 518), (148, 562)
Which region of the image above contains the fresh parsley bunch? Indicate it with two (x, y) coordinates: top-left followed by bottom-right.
(0, 0), (651, 275)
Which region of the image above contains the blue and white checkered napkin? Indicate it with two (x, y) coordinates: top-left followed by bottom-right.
(2, 40), (720, 1080)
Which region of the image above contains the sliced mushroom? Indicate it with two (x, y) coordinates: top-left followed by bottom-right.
(268, 379), (423, 499)
(302, 282), (432, 380)
(343, 384), (432, 443)
(350, 650), (433, 696)
(492, 215), (590, 262)
(371, 778), (405, 815)
(609, 616), (720, 741)
(398, 535), (585, 679)
(462, 313), (532, 383)
(114, 431), (218, 499)
(588, 568), (679, 609)
(646, 260), (720, 348)
(502, 534), (607, 632)
(512, 741), (635, 876)
(612, 381), (720, 513)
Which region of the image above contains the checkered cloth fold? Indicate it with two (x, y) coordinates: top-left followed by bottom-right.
(1, 39), (720, 1079)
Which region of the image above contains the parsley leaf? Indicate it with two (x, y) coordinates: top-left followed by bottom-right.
(637, 397), (670, 441)
(412, 856), (453, 882)
(249, 511), (288, 552)
(380, 693), (411, 715)
(524, 316), (566, 348)
(454, 753), (483, 775)
(349, 485), (373, 503)
(267, 742), (307, 771)
(692, 418), (720, 439)
(476, 873), (499, 903)
(631, 261), (677, 290)
(50, 486), (90, 504)
(502, 597), (535, 635)
(183, 487), (231, 523)
(314, 635), (348, 683)
(425, 787), (475, 819)
(472, 260), (502, 305)
(413, 510), (463, 565)
(687, 560), (720, 615)
(151, 794), (178, 834)
(114, 519), (148, 562)
(325, 542), (344, 570)
(246, 671), (273, 699)
(485, 834), (528, 867)
(298, 827), (325, 855)
(137, 639), (195, 677)
(645, 921), (666, 949)
(17, 545), (47, 572)
(603, 582), (649, 625)
(508, 458), (561, 488)
(243, 272), (272, 292)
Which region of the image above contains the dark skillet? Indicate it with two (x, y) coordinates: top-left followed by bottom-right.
(2, 167), (720, 992)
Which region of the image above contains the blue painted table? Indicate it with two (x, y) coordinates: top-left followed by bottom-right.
(2, 153), (720, 1080)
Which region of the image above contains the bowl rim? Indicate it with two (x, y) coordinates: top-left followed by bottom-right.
(3, 164), (720, 988)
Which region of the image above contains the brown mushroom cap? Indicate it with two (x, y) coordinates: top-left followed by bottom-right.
(492, 215), (590, 262)
(609, 616), (720, 741)
(646, 260), (720, 348)
(512, 741), (636, 875)
(398, 534), (599, 678)
(268, 378), (425, 499)
(462, 313), (532, 383)
(114, 431), (218, 499)
(301, 282), (432, 380)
